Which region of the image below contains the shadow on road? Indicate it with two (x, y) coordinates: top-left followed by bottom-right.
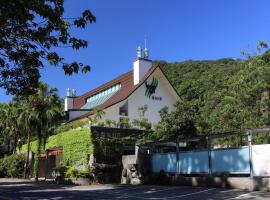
(0, 179), (270, 200)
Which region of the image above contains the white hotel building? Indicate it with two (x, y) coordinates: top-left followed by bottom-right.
(65, 47), (180, 124)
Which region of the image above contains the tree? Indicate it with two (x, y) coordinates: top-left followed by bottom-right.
(5, 102), (21, 153)
(132, 105), (152, 130)
(88, 108), (105, 126)
(31, 83), (62, 181)
(0, 103), (9, 155)
(159, 42), (270, 136)
(0, 101), (23, 155)
(18, 83), (62, 180)
(17, 97), (39, 178)
(0, 0), (95, 95)
(156, 101), (197, 140)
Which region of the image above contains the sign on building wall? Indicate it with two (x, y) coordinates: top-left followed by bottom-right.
(145, 77), (158, 98)
(145, 77), (162, 101)
(91, 126), (148, 138)
(252, 144), (270, 176)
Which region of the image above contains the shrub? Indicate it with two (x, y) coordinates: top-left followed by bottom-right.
(54, 119), (89, 134)
(65, 166), (78, 178)
(0, 157), (7, 177)
(77, 167), (92, 178)
(65, 166), (92, 179)
(0, 154), (25, 178)
(57, 164), (69, 177)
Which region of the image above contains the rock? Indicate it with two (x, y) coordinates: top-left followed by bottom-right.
(121, 176), (127, 184)
(131, 171), (138, 178)
(131, 178), (141, 185)
(130, 166), (137, 172)
(71, 178), (91, 186)
(127, 164), (136, 171)
(122, 168), (127, 177)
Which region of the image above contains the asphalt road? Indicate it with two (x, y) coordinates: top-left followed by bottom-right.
(0, 178), (270, 200)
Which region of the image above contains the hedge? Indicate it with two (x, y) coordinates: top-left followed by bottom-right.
(53, 118), (89, 135)
(22, 128), (93, 166)
(0, 154), (25, 178)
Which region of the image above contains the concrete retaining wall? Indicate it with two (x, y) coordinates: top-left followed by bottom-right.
(151, 174), (270, 191)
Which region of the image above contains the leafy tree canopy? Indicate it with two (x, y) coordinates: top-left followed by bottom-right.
(0, 0), (95, 95)
(160, 42), (270, 135)
(156, 102), (198, 140)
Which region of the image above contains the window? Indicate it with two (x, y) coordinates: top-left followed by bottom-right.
(85, 83), (121, 104)
(119, 101), (128, 116)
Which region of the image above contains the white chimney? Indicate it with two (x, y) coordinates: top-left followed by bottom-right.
(133, 46), (152, 85)
(64, 88), (74, 111)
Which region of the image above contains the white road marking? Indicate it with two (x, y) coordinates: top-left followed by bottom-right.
(226, 192), (257, 199)
(115, 188), (216, 199)
(109, 186), (166, 194)
(164, 188), (216, 199)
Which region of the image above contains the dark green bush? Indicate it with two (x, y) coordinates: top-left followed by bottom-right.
(0, 154), (25, 178)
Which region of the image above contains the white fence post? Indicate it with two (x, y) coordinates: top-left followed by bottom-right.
(176, 140), (180, 174)
(207, 136), (212, 176)
(247, 130), (253, 177)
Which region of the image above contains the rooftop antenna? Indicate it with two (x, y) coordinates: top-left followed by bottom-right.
(143, 35), (149, 59)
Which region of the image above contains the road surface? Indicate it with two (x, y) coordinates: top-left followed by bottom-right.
(0, 178), (269, 200)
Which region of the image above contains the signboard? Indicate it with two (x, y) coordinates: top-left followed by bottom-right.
(91, 126), (148, 138)
(252, 144), (270, 176)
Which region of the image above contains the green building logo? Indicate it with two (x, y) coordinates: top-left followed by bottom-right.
(145, 77), (158, 98)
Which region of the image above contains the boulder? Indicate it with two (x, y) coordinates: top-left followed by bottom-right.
(122, 168), (127, 177)
(131, 178), (141, 185)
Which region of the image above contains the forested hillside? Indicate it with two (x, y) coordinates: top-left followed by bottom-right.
(160, 52), (270, 134)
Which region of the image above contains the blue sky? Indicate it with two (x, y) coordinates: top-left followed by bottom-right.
(1, 0), (270, 102)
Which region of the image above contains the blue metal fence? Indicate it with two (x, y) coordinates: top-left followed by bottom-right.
(179, 151), (209, 174)
(211, 147), (250, 173)
(152, 153), (177, 173)
(152, 147), (250, 174)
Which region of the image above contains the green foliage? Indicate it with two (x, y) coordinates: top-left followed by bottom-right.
(89, 108), (105, 126)
(118, 118), (132, 129)
(65, 166), (92, 179)
(132, 105), (152, 130)
(132, 118), (152, 130)
(0, 0), (95, 95)
(160, 46), (270, 135)
(0, 101), (23, 154)
(0, 154), (25, 178)
(54, 119), (89, 135)
(19, 83), (63, 180)
(156, 102), (197, 140)
(93, 137), (125, 164)
(65, 167), (78, 178)
(22, 128), (93, 166)
(56, 165), (69, 177)
(93, 130), (155, 164)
